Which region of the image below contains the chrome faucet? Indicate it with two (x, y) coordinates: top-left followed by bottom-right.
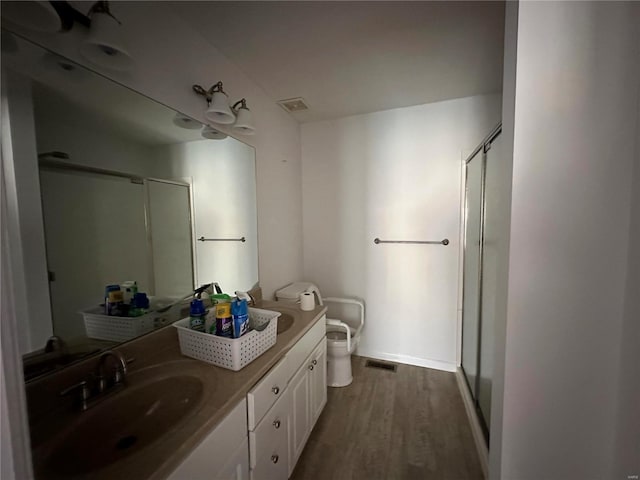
(60, 350), (133, 411)
(235, 290), (256, 306)
(44, 335), (66, 354)
(96, 350), (129, 392)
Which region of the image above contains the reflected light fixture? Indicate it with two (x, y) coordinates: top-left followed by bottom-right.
(1, 1), (62, 33)
(193, 81), (256, 134)
(173, 113), (202, 130)
(201, 125), (228, 140)
(79, 1), (133, 71)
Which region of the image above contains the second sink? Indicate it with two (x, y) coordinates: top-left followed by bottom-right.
(276, 313), (295, 335)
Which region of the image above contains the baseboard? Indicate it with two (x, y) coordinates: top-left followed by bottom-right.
(455, 368), (489, 479)
(354, 348), (456, 372)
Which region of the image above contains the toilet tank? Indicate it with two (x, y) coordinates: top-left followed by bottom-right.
(275, 282), (321, 304)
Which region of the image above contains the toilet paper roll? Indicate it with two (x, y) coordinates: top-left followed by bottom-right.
(300, 292), (315, 311)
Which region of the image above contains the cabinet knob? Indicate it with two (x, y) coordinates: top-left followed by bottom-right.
(308, 364), (314, 371)
(272, 386), (280, 395)
(312, 359), (318, 365)
(271, 455), (279, 464)
(273, 419), (281, 429)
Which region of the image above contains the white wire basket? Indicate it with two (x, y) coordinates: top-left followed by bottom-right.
(173, 308), (280, 371)
(80, 307), (172, 342)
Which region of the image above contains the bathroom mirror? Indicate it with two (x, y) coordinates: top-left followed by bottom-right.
(2, 31), (258, 379)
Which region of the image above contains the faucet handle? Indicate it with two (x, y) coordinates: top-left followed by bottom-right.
(113, 357), (135, 383)
(60, 380), (91, 410)
(60, 379), (89, 397)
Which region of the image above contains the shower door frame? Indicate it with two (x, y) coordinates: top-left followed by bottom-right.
(460, 123), (502, 446)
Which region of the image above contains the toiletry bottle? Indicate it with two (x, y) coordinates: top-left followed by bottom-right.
(215, 301), (233, 337)
(105, 284), (123, 316)
(129, 292), (149, 317)
(202, 292), (217, 333)
(121, 281), (138, 315)
(189, 298), (207, 332)
(210, 283), (233, 335)
(231, 298), (249, 338)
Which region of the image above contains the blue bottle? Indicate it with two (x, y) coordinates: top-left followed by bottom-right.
(231, 298), (249, 338)
(189, 298), (207, 332)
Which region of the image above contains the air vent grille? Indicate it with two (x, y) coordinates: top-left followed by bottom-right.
(365, 359), (397, 372)
(277, 97), (309, 113)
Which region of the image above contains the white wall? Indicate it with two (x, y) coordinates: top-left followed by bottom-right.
(1, 78), (35, 479)
(1, 72), (52, 354)
(154, 138), (259, 293)
(5, 1), (303, 299)
(301, 94), (500, 370)
(497, 2), (640, 479)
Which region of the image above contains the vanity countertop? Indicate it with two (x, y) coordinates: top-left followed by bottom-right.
(28, 301), (327, 480)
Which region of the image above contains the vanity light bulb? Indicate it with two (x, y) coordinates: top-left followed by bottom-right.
(205, 91), (236, 125)
(232, 107), (255, 135)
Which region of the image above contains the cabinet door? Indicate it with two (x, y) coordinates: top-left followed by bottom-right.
(288, 361), (310, 472)
(219, 437), (250, 480)
(168, 399), (248, 479)
(309, 338), (327, 427)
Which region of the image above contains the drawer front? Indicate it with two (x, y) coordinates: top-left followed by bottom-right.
(250, 427), (288, 480)
(249, 392), (290, 469)
(284, 315), (326, 380)
(248, 355), (289, 429)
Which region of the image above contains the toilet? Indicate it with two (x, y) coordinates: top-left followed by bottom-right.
(275, 282), (365, 387)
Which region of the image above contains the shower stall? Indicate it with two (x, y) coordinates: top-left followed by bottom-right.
(461, 123), (509, 446)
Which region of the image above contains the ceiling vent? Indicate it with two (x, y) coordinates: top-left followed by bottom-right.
(277, 97), (309, 113)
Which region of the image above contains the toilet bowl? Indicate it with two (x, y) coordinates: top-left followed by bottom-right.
(275, 282), (365, 387)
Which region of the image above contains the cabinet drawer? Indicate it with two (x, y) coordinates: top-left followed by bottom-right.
(248, 355), (289, 429)
(249, 392), (290, 468)
(284, 315), (326, 381)
(250, 427), (288, 480)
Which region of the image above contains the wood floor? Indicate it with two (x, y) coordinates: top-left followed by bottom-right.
(291, 356), (484, 480)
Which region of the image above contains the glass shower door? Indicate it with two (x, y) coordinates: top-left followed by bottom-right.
(477, 132), (506, 432)
(461, 127), (504, 445)
(461, 151), (484, 398)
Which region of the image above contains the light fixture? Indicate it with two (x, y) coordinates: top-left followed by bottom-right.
(79, 1), (133, 71)
(201, 125), (228, 140)
(173, 113), (202, 130)
(231, 99), (255, 135)
(193, 82), (256, 134)
(193, 82), (235, 125)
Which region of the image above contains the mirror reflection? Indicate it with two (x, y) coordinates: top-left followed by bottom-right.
(2, 31), (258, 379)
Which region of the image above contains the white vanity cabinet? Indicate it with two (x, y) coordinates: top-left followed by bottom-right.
(289, 337), (327, 475)
(248, 316), (327, 480)
(168, 314), (327, 480)
(167, 399), (249, 480)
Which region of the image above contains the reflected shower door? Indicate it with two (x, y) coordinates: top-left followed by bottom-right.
(461, 152), (484, 398)
(40, 169), (150, 339)
(146, 179), (194, 297)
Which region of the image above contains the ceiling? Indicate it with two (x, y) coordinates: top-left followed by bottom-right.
(171, 1), (505, 123)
